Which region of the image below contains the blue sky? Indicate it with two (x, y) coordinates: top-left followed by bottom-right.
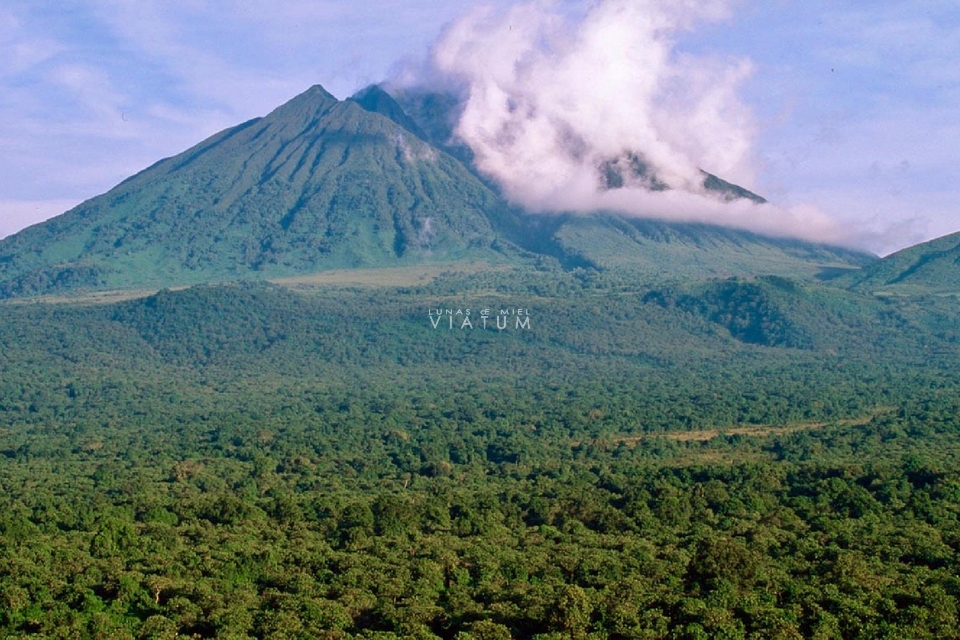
(1, 0), (957, 255)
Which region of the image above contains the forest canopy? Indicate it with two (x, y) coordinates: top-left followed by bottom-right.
(1, 269), (959, 638)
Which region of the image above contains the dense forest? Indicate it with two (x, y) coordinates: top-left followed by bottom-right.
(1, 267), (959, 638)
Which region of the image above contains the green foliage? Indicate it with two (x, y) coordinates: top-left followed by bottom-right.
(1, 266), (960, 637)
(527, 214), (873, 279)
(2, 79), (959, 639)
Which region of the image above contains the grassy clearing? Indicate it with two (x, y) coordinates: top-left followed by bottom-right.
(0, 262), (514, 306)
(270, 261), (509, 290)
(1, 287), (185, 306)
(579, 407), (897, 448)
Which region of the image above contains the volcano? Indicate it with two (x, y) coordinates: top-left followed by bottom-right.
(0, 84), (874, 298)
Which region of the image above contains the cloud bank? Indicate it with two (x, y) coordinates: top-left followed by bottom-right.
(418, 0), (846, 244)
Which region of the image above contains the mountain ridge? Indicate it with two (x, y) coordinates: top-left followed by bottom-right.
(0, 82), (885, 299)
(0, 84), (525, 297)
(372, 84), (769, 205)
(838, 230), (960, 294)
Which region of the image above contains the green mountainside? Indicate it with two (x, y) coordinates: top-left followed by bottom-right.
(376, 85), (770, 206)
(12, 80), (960, 303)
(838, 230), (960, 295)
(355, 85), (873, 279)
(348, 85), (429, 142)
(0, 86), (523, 297)
(523, 213), (873, 278)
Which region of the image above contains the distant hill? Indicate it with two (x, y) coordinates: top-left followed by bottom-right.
(0, 86), (522, 297)
(839, 231), (960, 294)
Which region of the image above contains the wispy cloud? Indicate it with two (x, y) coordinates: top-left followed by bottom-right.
(0, 9), (63, 78)
(689, 0), (960, 251)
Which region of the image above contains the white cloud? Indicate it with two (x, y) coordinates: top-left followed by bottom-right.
(419, 0), (846, 241)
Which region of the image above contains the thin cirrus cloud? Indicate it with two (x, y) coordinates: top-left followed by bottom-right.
(0, 0), (958, 255)
(716, 1), (960, 254)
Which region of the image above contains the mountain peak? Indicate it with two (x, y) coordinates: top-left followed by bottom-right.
(0, 83), (518, 298)
(260, 84), (340, 129)
(348, 84), (428, 140)
(0, 82), (880, 299)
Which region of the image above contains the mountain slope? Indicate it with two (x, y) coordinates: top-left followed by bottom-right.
(520, 213), (874, 279)
(839, 231), (960, 294)
(348, 85), (429, 142)
(0, 82), (881, 299)
(360, 85), (872, 278)
(0, 86), (521, 297)
(384, 85), (768, 204)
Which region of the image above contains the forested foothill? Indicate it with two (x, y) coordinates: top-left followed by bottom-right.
(2, 264), (960, 639)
